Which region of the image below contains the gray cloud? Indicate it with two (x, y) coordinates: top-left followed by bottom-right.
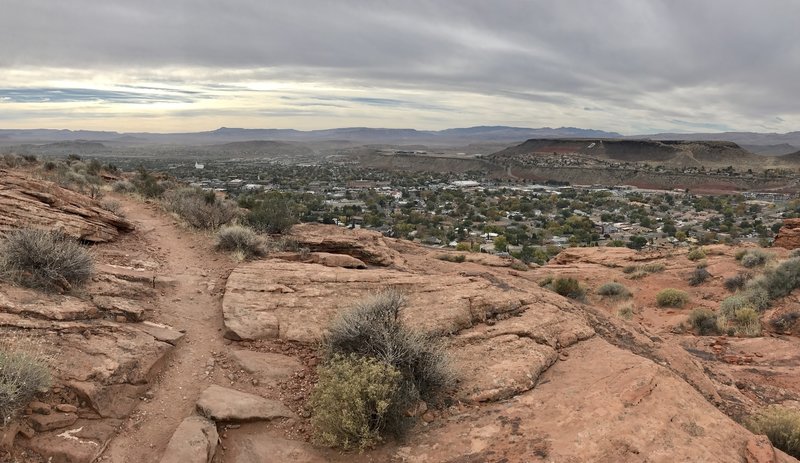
(1, 0), (799, 132)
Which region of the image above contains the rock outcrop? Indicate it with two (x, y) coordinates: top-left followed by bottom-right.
(774, 218), (800, 249)
(219, 224), (791, 462)
(159, 416), (218, 463)
(0, 169), (133, 242)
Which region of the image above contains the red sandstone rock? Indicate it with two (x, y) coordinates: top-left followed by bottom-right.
(774, 218), (800, 250)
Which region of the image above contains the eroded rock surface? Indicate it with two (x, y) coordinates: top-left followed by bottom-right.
(159, 416), (218, 463)
(0, 169), (133, 242)
(774, 218), (800, 250)
(196, 385), (295, 422)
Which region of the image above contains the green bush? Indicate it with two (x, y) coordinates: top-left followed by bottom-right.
(687, 248), (706, 261)
(758, 258), (800, 301)
(656, 288), (689, 308)
(215, 225), (265, 259)
(771, 311), (800, 332)
(641, 262), (666, 273)
(597, 282), (631, 297)
(746, 406), (800, 458)
(132, 167), (165, 198)
(323, 289), (453, 408)
(552, 277), (586, 300)
(0, 229), (92, 292)
(733, 307), (761, 337)
(741, 249), (771, 268)
(742, 285), (771, 311)
(310, 354), (402, 451)
(244, 193), (297, 234)
(163, 188), (239, 229)
(0, 334), (52, 425)
(687, 308), (722, 335)
(112, 180), (136, 193)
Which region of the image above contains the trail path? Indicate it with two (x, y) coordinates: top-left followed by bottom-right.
(100, 197), (234, 462)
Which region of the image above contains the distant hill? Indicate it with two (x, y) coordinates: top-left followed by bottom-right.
(488, 138), (763, 167)
(742, 143), (799, 156)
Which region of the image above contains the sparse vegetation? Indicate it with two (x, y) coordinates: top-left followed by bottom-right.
(740, 249), (772, 268)
(724, 273), (750, 292)
(623, 262), (664, 280)
(687, 248), (706, 261)
(162, 188), (239, 229)
(656, 288), (689, 308)
(642, 262), (666, 273)
(771, 311), (800, 332)
(0, 333), (52, 425)
(597, 282), (631, 298)
(244, 192), (297, 234)
(617, 302), (634, 319)
(687, 308), (722, 335)
(215, 225), (265, 259)
(550, 277), (586, 300)
(437, 254), (466, 263)
(314, 289), (454, 447)
(112, 180), (136, 193)
(746, 406), (800, 458)
(733, 307), (761, 336)
(743, 258), (800, 308)
(720, 295), (751, 318)
(688, 267), (711, 286)
(0, 229), (93, 291)
(132, 166), (165, 198)
(310, 354), (402, 451)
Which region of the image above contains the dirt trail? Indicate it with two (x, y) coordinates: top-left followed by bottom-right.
(100, 197), (234, 462)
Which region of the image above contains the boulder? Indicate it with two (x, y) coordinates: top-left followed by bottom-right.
(0, 169), (133, 242)
(291, 224), (398, 266)
(196, 385), (294, 422)
(28, 413), (78, 432)
(159, 416), (218, 463)
(774, 218), (800, 250)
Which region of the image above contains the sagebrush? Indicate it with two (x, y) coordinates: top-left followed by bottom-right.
(215, 225), (265, 259)
(0, 333), (52, 425)
(0, 229), (93, 291)
(163, 188), (239, 229)
(656, 288), (688, 308)
(746, 406), (800, 458)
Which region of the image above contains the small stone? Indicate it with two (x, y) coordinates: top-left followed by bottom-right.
(29, 402), (51, 415)
(115, 315), (127, 323)
(54, 404), (77, 413)
(144, 390), (155, 399)
(422, 411), (435, 423)
(28, 413), (78, 432)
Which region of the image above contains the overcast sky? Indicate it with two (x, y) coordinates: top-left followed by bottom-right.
(1, 0), (798, 134)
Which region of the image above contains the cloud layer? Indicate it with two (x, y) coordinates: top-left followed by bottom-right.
(1, 1), (798, 133)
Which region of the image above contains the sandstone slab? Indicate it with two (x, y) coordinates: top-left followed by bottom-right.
(308, 252), (367, 269)
(0, 169), (133, 242)
(159, 415), (218, 463)
(28, 412), (78, 432)
(229, 350), (302, 383)
(196, 385), (294, 422)
(229, 436), (328, 463)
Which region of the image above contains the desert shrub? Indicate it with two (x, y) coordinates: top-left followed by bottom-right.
(538, 275), (554, 287)
(734, 249), (748, 261)
(552, 277), (586, 300)
(746, 406), (800, 458)
(215, 225), (265, 259)
(688, 308), (722, 335)
(100, 199), (123, 216)
(163, 188), (239, 229)
(0, 333), (52, 425)
(244, 193), (297, 234)
(112, 180), (136, 193)
(627, 270), (649, 280)
(724, 273), (750, 292)
(622, 265), (637, 274)
(695, 260), (708, 269)
(0, 229), (92, 291)
(656, 288), (689, 308)
(741, 249), (771, 268)
(791, 249), (800, 258)
(597, 282), (631, 297)
(733, 307), (761, 336)
(688, 267), (711, 286)
(323, 289), (454, 408)
(720, 295), (751, 318)
(617, 302), (634, 320)
(132, 167), (164, 198)
(1, 154), (21, 168)
(687, 248), (706, 261)
(758, 258), (800, 300)
(742, 285), (771, 311)
(772, 311), (800, 332)
(509, 260), (528, 271)
(641, 262), (666, 273)
(310, 354), (402, 451)
(437, 254), (466, 263)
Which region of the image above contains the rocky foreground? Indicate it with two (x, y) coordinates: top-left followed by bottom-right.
(1, 169), (799, 462)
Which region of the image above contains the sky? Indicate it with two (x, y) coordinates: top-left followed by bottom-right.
(1, 0), (799, 134)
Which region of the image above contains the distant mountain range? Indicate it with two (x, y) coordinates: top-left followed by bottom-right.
(0, 126), (798, 152)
